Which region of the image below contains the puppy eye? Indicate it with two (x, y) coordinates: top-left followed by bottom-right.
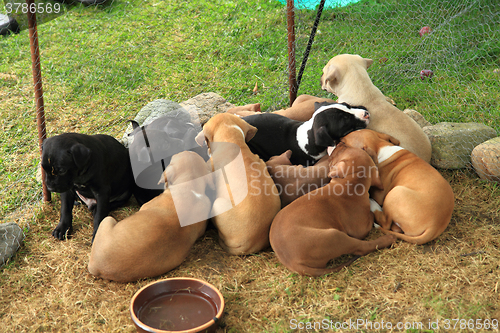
(51, 168), (67, 176)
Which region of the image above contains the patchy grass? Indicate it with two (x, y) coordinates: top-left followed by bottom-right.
(1, 0), (499, 331)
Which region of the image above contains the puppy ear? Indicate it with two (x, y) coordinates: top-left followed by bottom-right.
(327, 146), (336, 156)
(322, 65), (339, 92)
(328, 161), (347, 178)
(158, 164), (173, 188)
(360, 145), (378, 164)
(157, 172), (167, 186)
(364, 58), (374, 69)
(70, 143), (92, 166)
(195, 130), (207, 147)
(376, 132), (400, 146)
(314, 126), (334, 147)
(244, 123), (258, 142)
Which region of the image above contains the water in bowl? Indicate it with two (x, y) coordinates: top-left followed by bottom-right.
(138, 289), (218, 331)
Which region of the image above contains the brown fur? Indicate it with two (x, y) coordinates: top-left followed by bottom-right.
(266, 150), (331, 208)
(88, 151), (212, 282)
(195, 113), (281, 255)
(227, 94), (335, 121)
(341, 129), (454, 244)
(269, 143), (396, 276)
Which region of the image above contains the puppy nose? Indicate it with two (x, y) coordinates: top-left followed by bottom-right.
(363, 110), (370, 119)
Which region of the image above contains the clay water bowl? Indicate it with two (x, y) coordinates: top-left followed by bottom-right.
(130, 278), (224, 333)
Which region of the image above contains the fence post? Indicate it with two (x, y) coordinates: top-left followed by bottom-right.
(286, 0), (297, 106)
(26, 0), (51, 202)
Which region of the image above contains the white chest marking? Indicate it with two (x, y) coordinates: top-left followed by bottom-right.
(296, 122), (311, 155)
(296, 108), (326, 159)
(377, 146), (405, 164)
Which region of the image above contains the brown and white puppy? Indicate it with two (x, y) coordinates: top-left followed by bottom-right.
(266, 150), (330, 208)
(269, 143), (396, 276)
(195, 113), (281, 255)
(88, 151), (213, 283)
(341, 129), (454, 245)
(320, 54), (432, 163)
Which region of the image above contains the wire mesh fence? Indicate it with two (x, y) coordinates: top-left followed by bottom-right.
(0, 0), (499, 266)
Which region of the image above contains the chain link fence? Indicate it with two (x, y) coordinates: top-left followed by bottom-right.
(1, 0), (499, 266)
(289, 0), (499, 173)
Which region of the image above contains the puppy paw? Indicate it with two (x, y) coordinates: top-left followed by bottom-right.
(376, 234), (397, 249)
(52, 225), (71, 240)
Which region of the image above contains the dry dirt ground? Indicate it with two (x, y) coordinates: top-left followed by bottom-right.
(1, 169), (499, 332)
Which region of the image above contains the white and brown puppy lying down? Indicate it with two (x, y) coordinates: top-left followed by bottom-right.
(321, 54), (432, 162)
(270, 143), (396, 276)
(88, 151), (213, 283)
(341, 129), (454, 245)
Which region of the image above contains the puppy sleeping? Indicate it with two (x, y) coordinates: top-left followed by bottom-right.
(242, 102), (369, 165)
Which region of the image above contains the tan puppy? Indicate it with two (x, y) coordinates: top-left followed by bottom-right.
(227, 94), (335, 121)
(321, 54), (432, 163)
(270, 143), (396, 276)
(266, 150), (331, 207)
(341, 129), (454, 245)
(196, 113), (281, 255)
(88, 151), (212, 283)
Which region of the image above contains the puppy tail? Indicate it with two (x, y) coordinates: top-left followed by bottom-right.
(378, 227), (440, 245)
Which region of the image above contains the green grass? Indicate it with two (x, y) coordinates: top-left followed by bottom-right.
(0, 0), (498, 235)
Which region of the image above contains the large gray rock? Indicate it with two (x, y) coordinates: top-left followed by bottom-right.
(1, 222), (24, 266)
(471, 136), (500, 182)
(180, 92), (235, 125)
(122, 99), (192, 147)
(122, 94), (235, 146)
(423, 122), (497, 169)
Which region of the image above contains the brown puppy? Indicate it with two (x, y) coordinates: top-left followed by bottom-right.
(88, 151), (213, 283)
(195, 113), (281, 255)
(266, 150), (331, 207)
(320, 54), (431, 163)
(341, 129), (454, 244)
(269, 143), (396, 276)
(227, 94), (335, 121)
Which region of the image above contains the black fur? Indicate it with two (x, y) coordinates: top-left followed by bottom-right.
(41, 133), (135, 241)
(242, 102), (368, 166)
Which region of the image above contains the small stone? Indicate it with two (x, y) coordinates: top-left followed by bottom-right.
(471, 137), (500, 182)
(0, 222), (24, 266)
(423, 122), (497, 169)
(180, 92), (235, 125)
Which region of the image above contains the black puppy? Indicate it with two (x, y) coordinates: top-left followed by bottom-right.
(242, 102), (370, 165)
(41, 133), (135, 241)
